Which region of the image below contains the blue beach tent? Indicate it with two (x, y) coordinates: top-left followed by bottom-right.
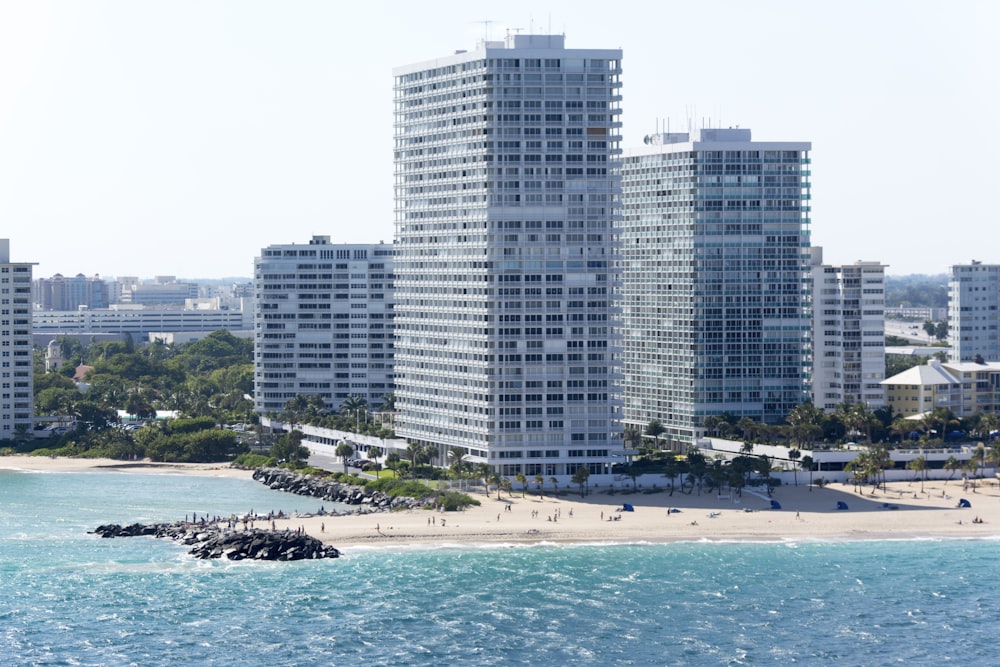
(837, 501), (849, 510)
(959, 498), (972, 508)
(622, 503), (634, 512)
(770, 499), (781, 510)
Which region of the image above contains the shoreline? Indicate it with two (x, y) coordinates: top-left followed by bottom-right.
(6, 455), (1000, 550)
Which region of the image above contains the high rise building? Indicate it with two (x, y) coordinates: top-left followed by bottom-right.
(620, 129), (812, 448)
(253, 236), (394, 415)
(392, 34), (623, 476)
(809, 249), (886, 412)
(948, 261), (1000, 362)
(0, 239), (35, 440)
(33, 273), (110, 311)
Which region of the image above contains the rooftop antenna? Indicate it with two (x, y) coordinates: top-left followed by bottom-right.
(506, 27), (523, 40)
(475, 20), (494, 42)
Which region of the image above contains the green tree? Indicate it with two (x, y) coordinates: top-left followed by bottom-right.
(644, 419), (666, 453)
(272, 430), (310, 468)
(385, 451), (401, 478)
(335, 440), (355, 474)
(800, 455), (815, 491)
(906, 456), (928, 493)
(534, 473), (545, 497)
(944, 455), (961, 482)
(571, 466), (590, 497)
(515, 472), (528, 498)
(788, 448), (801, 486)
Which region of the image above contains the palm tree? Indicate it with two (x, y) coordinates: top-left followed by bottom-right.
(488, 472), (502, 500)
(623, 424), (643, 459)
(515, 472), (528, 498)
(534, 473), (545, 498)
(663, 457), (680, 496)
(447, 446), (467, 485)
(385, 451), (401, 478)
(334, 440), (354, 474)
(644, 419), (666, 454)
(907, 456), (928, 493)
(944, 455), (961, 483)
(571, 466), (590, 497)
(800, 455), (815, 491)
(340, 395), (369, 427)
(405, 441), (423, 478)
(500, 477), (513, 498)
(788, 448), (801, 486)
(549, 476), (559, 496)
(787, 402), (824, 447)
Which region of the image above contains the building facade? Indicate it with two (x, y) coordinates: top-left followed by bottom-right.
(810, 250), (886, 412)
(881, 359), (1000, 419)
(620, 129), (812, 448)
(948, 261), (1000, 363)
(253, 237), (394, 415)
(392, 34), (624, 476)
(0, 240), (35, 440)
(34, 273), (110, 311)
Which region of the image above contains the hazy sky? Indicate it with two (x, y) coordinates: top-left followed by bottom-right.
(1, 1), (996, 279)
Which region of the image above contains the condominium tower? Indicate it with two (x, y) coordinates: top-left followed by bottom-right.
(253, 237), (394, 415)
(0, 239), (35, 439)
(948, 261), (1000, 362)
(393, 34), (623, 476)
(809, 249), (886, 412)
(620, 129), (812, 448)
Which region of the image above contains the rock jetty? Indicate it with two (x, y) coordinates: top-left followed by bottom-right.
(91, 522), (340, 561)
(252, 467), (426, 512)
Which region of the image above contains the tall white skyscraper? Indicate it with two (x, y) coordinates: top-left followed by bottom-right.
(393, 35), (623, 477)
(253, 236), (394, 415)
(620, 129), (812, 448)
(0, 239), (35, 440)
(810, 249), (886, 412)
(948, 261), (1000, 362)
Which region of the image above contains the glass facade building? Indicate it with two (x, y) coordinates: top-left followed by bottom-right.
(392, 35), (624, 476)
(620, 129), (812, 448)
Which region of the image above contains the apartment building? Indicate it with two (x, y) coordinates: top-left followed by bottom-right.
(620, 128), (812, 448)
(253, 236), (394, 415)
(392, 34), (624, 476)
(0, 240), (35, 439)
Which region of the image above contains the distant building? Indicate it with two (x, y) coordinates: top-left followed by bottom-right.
(885, 305), (947, 321)
(809, 250), (886, 411)
(948, 261), (1000, 362)
(252, 236), (394, 415)
(34, 273), (110, 310)
(32, 304), (250, 346)
(0, 239), (35, 439)
(118, 276), (199, 306)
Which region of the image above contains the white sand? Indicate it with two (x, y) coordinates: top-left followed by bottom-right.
(7, 455), (999, 550)
(0, 455), (253, 478)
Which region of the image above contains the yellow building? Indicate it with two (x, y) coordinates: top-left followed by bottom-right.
(882, 359), (1000, 418)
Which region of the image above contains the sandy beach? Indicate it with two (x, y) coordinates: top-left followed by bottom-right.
(6, 455), (1000, 550)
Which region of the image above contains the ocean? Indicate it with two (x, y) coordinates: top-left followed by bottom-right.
(2, 468), (999, 666)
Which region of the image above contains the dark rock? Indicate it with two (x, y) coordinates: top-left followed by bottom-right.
(90, 522), (340, 561)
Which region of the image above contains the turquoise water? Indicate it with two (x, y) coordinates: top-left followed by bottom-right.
(2, 469), (999, 666)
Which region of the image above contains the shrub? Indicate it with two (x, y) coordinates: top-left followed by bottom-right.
(436, 491), (481, 511)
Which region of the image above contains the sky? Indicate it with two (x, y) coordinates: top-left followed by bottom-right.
(1, 0), (996, 280)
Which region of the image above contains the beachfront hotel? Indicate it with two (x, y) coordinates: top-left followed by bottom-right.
(252, 237), (395, 415)
(392, 34), (624, 476)
(0, 239), (35, 440)
(620, 129), (812, 449)
(947, 260), (1000, 363)
(809, 250), (887, 412)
